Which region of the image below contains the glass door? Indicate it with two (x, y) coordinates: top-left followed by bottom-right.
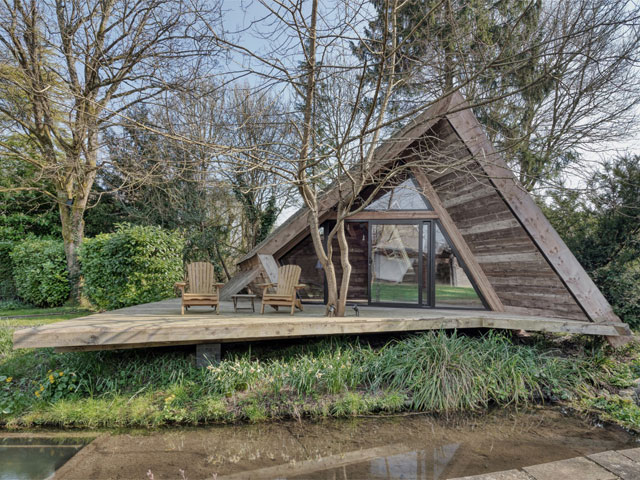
(369, 222), (422, 305)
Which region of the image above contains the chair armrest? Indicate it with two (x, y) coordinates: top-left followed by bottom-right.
(174, 282), (187, 296)
(256, 283), (275, 288)
(294, 284), (306, 290)
(213, 283), (225, 287)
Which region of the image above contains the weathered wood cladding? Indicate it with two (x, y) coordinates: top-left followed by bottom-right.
(229, 92), (626, 342)
(330, 222), (369, 302)
(418, 119), (588, 321)
(237, 255), (271, 298)
(279, 233), (324, 300)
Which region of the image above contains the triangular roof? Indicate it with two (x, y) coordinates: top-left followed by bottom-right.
(236, 92), (627, 339)
(237, 93), (458, 264)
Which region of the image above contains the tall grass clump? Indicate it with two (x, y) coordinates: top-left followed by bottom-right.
(2, 329), (629, 427)
(205, 340), (371, 397)
(366, 331), (588, 412)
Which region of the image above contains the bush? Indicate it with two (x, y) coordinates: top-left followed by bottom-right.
(0, 241), (17, 300)
(80, 224), (185, 310)
(10, 238), (69, 307)
(595, 256), (640, 329)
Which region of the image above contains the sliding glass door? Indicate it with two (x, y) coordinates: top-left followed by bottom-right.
(368, 220), (485, 309)
(369, 222), (423, 305)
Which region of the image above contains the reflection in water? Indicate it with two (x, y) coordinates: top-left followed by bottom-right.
(4, 409), (636, 480)
(368, 445), (460, 480)
(0, 437), (93, 480)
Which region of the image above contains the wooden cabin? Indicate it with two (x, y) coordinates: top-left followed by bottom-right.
(225, 92), (630, 343)
(14, 92), (631, 354)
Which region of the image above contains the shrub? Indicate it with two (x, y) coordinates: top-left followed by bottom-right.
(0, 241), (17, 300)
(595, 256), (640, 329)
(80, 224), (185, 310)
(10, 238), (69, 307)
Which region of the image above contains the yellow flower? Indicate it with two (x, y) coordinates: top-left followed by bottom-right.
(49, 375), (55, 383)
(47, 370), (52, 373)
(40, 385), (45, 391)
(35, 391), (40, 397)
(59, 371), (64, 376)
(5, 377), (11, 382)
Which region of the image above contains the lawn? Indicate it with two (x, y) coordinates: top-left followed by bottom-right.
(0, 306), (94, 327)
(370, 282), (481, 305)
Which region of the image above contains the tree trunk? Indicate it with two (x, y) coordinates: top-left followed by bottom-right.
(336, 220), (351, 317)
(59, 199), (86, 304)
(57, 145), (98, 304)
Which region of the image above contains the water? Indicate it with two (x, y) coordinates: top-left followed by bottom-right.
(2, 409), (637, 480)
(0, 436), (93, 480)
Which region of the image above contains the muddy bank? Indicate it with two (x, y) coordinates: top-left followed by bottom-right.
(48, 408), (637, 480)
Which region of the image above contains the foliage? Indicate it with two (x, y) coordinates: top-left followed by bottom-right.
(80, 224), (185, 310)
(0, 241), (16, 300)
(9, 238), (69, 307)
(595, 252), (640, 328)
(4, 306), (640, 428)
(0, 135), (62, 242)
(100, 107), (235, 279)
(544, 155), (640, 327)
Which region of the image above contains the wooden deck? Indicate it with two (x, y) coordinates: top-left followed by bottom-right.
(12, 298), (630, 352)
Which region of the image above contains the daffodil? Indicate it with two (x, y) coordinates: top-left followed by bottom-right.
(5, 377), (11, 382)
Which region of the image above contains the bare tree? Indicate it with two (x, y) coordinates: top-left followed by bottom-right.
(358, 0), (640, 190)
(203, 0), (640, 317)
(0, 0), (221, 299)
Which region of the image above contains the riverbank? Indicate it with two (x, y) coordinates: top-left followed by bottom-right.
(2, 308), (640, 430)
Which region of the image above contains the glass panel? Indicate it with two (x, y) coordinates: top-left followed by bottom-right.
(421, 222), (430, 306)
(365, 175), (432, 211)
(434, 224), (484, 308)
(370, 223), (420, 304)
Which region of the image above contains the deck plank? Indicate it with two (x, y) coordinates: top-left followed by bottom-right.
(12, 299), (628, 352)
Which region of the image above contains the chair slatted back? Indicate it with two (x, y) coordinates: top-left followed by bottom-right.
(276, 264), (301, 296)
(187, 262), (216, 294)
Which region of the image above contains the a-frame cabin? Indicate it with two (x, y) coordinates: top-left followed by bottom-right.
(14, 92), (632, 353)
(229, 92), (630, 343)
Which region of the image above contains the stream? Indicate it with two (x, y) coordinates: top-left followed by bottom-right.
(1, 408), (637, 479)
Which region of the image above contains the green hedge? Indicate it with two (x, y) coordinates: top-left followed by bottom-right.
(0, 241), (16, 300)
(595, 256), (640, 329)
(10, 238), (69, 307)
(80, 224), (185, 310)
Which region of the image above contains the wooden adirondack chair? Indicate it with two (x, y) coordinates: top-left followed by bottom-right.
(259, 264), (305, 315)
(174, 262), (224, 315)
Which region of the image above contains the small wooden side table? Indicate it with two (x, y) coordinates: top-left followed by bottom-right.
(231, 294), (257, 313)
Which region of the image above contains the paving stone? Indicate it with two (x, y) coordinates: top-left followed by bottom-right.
(618, 447), (640, 463)
(448, 470), (533, 480)
(523, 456), (618, 480)
(588, 450), (640, 479)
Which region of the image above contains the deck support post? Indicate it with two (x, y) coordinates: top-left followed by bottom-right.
(195, 343), (221, 367)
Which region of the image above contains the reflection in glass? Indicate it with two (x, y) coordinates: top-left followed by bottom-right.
(365, 175), (432, 211)
(434, 224), (484, 308)
(370, 224), (420, 304)
(421, 222), (430, 306)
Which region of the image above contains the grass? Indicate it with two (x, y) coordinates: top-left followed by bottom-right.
(0, 303), (94, 327)
(3, 311), (640, 429)
(370, 282), (482, 305)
